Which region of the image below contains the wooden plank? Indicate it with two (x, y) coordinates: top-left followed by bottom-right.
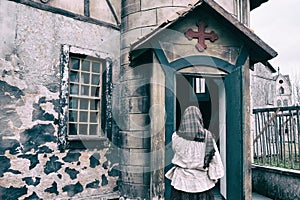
(253, 108), (280, 144)
(274, 112), (280, 166)
(225, 67), (244, 200)
(7, 0), (120, 30)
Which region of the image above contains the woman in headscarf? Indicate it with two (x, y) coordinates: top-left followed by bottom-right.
(165, 106), (224, 200)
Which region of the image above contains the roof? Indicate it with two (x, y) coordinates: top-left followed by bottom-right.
(130, 0), (277, 64)
(263, 61), (277, 73)
(273, 74), (292, 86)
(250, 0), (269, 10)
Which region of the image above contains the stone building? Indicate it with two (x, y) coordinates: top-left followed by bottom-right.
(251, 62), (277, 108)
(0, 0), (277, 200)
(251, 62), (293, 108)
(273, 73), (293, 107)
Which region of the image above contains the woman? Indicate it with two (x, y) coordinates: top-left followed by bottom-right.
(165, 106), (224, 200)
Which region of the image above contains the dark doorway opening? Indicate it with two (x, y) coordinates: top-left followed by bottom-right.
(176, 74), (220, 135)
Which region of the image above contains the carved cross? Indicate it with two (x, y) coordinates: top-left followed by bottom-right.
(185, 21), (218, 52)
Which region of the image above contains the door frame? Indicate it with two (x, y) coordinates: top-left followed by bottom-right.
(160, 55), (235, 199)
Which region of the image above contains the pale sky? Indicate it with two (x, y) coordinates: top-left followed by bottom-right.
(250, 0), (300, 77)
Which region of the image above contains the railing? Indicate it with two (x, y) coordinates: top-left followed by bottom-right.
(253, 106), (300, 170)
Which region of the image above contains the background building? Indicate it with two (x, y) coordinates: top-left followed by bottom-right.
(0, 0), (276, 199)
(251, 62), (292, 108)
(273, 73), (293, 107)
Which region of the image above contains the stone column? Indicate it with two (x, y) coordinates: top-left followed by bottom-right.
(119, 0), (195, 198)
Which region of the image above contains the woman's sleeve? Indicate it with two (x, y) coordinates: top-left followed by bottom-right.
(171, 132), (182, 153)
(208, 139), (224, 180)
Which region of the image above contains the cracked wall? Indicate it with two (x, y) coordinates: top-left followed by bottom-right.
(0, 1), (120, 199)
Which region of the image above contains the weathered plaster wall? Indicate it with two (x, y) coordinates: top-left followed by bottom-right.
(30, 0), (120, 26)
(0, 1), (120, 199)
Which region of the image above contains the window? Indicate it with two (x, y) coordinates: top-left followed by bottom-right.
(279, 87), (284, 95)
(283, 99), (289, 106)
(58, 45), (112, 149)
(195, 77), (206, 94)
(68, 56), (103, 138)
(277, 100), (282, 107)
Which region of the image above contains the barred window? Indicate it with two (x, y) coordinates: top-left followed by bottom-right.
(58, 45), (113, 149)
(68, 56), (104, 138)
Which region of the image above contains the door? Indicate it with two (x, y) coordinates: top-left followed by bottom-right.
(224, 66), (250, 199)
(165, 73), (226, 199)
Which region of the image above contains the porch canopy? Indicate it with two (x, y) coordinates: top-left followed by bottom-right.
(130, 0), (277, 64)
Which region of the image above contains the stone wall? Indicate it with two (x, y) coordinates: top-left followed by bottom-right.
(0, 1), (120, 199)
(251, 63), (275, 109)
(252, 165), (300, 200)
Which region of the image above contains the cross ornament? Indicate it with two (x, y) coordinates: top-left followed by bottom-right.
(185, 21), (218, 52)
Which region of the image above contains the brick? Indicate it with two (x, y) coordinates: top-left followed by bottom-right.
(119, 130), (151, 148)
(128, 96), (150, 113)
(114, 113), (130, 130)
(115, 112), (151, 131)
(121, 29), (142, 49)
(129, 113), (150, 131)
(120, 165), (151, 173)
(156, 7), (184, 25)
(141, 0), (173, 10)
(120, 49), (130, 66)
(120, 64), (152, 81)
(121, 171), (150, 184)
(119, 182), (150, 199)
(118, 96), (149, 115)
(121, 15), (129, 33)
(120, 148), (150, 166)
(141, 26), (156, 36)
(120, 79), (150, 98)
(173, 0), (194, 7)
(127, 10), (157, 31)
(121, 0), (141, 17)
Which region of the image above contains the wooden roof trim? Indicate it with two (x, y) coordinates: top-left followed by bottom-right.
(250, 0), (269, 10)
(130, 0), (277, 63)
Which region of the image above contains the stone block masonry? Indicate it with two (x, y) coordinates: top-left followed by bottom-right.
(118, 0), (196, 198)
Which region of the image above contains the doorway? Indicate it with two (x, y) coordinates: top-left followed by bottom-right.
(176, 74), (216, 133)
(166, 72), (227, 199)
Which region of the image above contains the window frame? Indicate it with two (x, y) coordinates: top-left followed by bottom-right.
(68, 55), (104, 139)
(58, 45), (113, 149)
